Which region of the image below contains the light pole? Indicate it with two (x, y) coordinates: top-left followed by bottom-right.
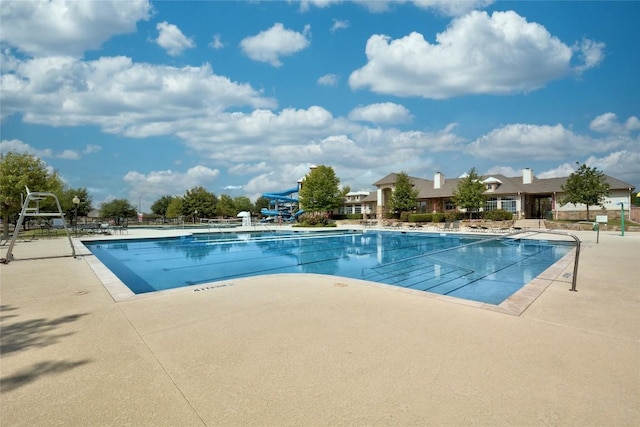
(194, 210), (198, 224)
(72, 196), (80, 236)
(617, 202), (625, 237)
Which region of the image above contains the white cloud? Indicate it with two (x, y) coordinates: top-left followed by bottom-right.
(537, 163), (577, 179)
(240, 23), (311, 67)
(410, 0), (495, 16)
(0, 138), (82, 160)
(123, 166), (220, 201)
(466, 123), (593, 161)
(155, 21), (195, 56)
(590, 113), (640, 135)
(348, 102), (413, 125)
(349, 11), (602, 99)
(331, 19), (350, 32)
(1, 54), (276, 133)
(0, 0), (151, 57)
(573, 38), (605, 73)
(317, 74), (338, 86)
(584, 151), (640, 186)
(299, 0), (493, 15)
(483, 166), (519, 177)
(209, 34), (224, 49)
(83, 144), (102, 154)
(56, 149), (81, 160)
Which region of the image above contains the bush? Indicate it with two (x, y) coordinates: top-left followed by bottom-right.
(432, 212), (446, 223)
(344, 213), (363, 220)
(297, 213), (335, 227)
(482, 209), (513, 221)
(445, 210), (465, 222)
(408, 213), (432, 223)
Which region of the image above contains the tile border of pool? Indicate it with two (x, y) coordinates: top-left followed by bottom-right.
(73, 233), (576, 316)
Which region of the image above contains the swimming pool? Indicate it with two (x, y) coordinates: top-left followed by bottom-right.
(84, 230), (573, 305)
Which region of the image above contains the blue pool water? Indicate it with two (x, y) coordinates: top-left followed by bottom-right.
(84, 230), (573, 304)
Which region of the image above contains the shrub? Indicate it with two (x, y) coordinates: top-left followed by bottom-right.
(297, 213), (335, 227)
(482, 209), (513, 221)
(445, 210), (464, 222)
(344, 213), (363, 220)
(432, 212), (446, 223)
(408, 213), (432, 223)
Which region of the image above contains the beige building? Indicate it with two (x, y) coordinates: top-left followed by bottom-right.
(349, 168), (635, 221)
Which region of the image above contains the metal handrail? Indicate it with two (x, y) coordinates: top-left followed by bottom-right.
(510, 229), (581, 292)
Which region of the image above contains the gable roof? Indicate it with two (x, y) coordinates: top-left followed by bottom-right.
(373, 172), (635, 199)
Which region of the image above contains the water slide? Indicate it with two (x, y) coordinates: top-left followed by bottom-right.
(260, 187), (304, 220)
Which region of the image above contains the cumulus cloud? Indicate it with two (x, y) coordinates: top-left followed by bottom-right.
(483, 166), (520, 177)
(123, 165), (220, 201)
(317, 74), (338, 86)
(590, 113), (640, 135)
(0, 138), (94, 160)
(0, 54), (276, 133)
(466, 123), (591, 161)
(0, 0), (151, 57)
(466, 120), (636, 162)
(155, 21), (195, 56)
(331, 19), (350, 32)
(300, 0), (493, 15)
(348, 102), (413, 125)
(349, 11), (603, 99)
(240, 23), (311, 67)
(536, 163), (579, 179)
(584, 151), (640, 185)
(209, 34), (224, 49)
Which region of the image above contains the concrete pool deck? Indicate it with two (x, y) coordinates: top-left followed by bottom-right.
(1, 226), (638, 425)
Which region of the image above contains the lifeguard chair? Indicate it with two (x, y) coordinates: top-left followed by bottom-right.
(1, 187), (75, 263)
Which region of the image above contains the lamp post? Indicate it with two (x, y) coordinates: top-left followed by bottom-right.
(72, 196), (80, 236)
(617, 202), (625, 237)
(194, 210), (198, 224)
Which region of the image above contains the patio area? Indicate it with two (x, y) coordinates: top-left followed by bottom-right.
(1, 226), (638, 426)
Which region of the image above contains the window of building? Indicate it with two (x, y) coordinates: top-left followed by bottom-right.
(501, 196), (516, 213)
(485, 197), (498, 211)
(445, 199), (456, 211)
(354, 205), (362, 214)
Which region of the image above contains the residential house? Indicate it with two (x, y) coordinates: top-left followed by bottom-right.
(357, 168), (635, 221)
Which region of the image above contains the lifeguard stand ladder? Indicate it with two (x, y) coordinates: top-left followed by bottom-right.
(1, 187), (76, 264)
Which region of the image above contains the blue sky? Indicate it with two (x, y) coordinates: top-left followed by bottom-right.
(1, 0), (638, 212)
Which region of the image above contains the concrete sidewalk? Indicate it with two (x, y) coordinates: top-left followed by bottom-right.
(1, 228), (638, 426)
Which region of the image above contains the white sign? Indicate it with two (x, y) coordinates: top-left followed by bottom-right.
(596, 215), (608, 223)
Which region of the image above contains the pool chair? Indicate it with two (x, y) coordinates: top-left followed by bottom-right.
(451, 220), (461, 231)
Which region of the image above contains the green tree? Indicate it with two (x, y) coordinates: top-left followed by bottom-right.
(560, 163), (610, 220)
(254, 196), (270, 214)
(390, 172), (418, 216)
(298, 165), (344, 215)
(0, 152), (63, 239)
(451, 167), (486, 219)
(216, 194), (236, 217)
(234, 196), (253, 213)
(151, 195), (175, 221)
(100, 199), (137, 225)
(166, 197), (183, 220)
(60, 187), (93, 223)
(181, 186), (217, 220)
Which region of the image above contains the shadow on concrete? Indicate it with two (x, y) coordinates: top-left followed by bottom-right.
(0, 305), (89, 355)
(1, 359), (93, 393)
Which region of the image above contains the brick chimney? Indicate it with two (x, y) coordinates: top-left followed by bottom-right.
(434, 172), (445, 189)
